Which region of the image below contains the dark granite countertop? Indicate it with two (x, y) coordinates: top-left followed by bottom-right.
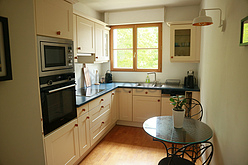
(76, 82), (200, 107)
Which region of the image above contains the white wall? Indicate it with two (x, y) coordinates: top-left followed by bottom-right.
(198, 0), (248, 164)
(73, 2), (103, 21)
(0, 0), (45, 164)
(102, 6), (200, 83)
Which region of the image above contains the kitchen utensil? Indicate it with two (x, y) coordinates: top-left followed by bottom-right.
(83, 67), (91, 87)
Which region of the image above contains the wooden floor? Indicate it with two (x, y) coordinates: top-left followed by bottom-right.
(78, 125), (168, 165)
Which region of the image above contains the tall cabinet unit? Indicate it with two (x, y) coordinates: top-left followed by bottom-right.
(35, 0), (73, 39)
(169, 23), (201, 63)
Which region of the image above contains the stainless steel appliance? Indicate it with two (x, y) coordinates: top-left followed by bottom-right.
(37, 36), (74, 77)
(184, 70), (196, 88)
(40, 73), (76, 135)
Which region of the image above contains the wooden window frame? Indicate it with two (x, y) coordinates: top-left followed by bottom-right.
(110, 23), (162, 72)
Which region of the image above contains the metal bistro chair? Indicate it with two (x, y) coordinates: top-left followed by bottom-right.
(158, 141), (214, 165)
(183, 98), (203, 121)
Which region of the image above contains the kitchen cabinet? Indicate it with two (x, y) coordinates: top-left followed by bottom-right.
(94, 23), (105, 62)
(169, 23), (201, 63)
(161, 94), (174, 116)
(104, 27), (110, 61)
(77, 103), (90, 157)
(73, 12), (109, 63)
(44, 119), (79, 165)
(76, 16), (95, 54)
(133, 96), (161, 122)
(88, 92), (112, 145)
(118, 88), (133, 121)
(78, 112), (90, 157)
(111, 90), (118, 123)
(35, 0), (73, 39)
(132, 89), (161, 122)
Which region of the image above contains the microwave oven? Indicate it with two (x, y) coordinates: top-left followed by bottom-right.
(37, 36), (74, 77)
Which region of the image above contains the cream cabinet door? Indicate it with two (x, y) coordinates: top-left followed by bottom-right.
(44, 119), (79, 165)
(161, 95), (173, 116)
(78, 112), (90, 157)
(170, 24), (201, 63)
(118, 88), (133, 121)
(133, 96), (161, 122)
(35, 0), (73, 39)
(111, 90), (118, 123)
(94, 23), (105, 62)
(76, 16), (95, 53)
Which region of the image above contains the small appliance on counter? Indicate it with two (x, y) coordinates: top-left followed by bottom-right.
(105, 70), (112, 83)
(184, 70), (196, 88)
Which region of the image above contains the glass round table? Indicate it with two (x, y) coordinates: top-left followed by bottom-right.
(143, 116), (213, 145)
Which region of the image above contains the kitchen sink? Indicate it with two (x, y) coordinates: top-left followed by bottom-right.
(135, 83), (159, 87)
(135, 82), (184, 88)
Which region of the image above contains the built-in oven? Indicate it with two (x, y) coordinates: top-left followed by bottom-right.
(40, 73), (77, 136)
(37, 36), (74, 77)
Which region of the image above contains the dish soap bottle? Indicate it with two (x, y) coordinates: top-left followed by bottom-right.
(146, 75), (150, 83)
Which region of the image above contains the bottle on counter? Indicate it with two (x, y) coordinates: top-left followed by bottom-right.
(145, 75), (150, 83)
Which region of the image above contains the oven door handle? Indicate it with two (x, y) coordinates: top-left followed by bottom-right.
(48, 84), (76, 93)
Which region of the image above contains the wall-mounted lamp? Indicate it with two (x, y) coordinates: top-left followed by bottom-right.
(192, 8), (225, 32)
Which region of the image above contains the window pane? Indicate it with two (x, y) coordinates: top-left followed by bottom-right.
(137, 27), (158, 48)
(137, 49), (158, 69)
(113, 28), (133, 49)
(113, 50), (133, 68)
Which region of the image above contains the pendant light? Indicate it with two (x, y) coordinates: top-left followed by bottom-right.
(192, 8), (225, 32)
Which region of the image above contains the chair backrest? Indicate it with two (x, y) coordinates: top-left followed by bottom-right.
(174, 141), (214, 165)
(183, 98), (203, 121)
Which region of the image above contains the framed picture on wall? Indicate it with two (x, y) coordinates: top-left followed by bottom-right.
(240, 16), (248, 46)
(0, 16), (12, 81)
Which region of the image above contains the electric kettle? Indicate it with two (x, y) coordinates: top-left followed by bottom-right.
(105, 70), (112, 83)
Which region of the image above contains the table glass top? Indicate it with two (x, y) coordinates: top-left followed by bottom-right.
(143, 116), (213, 144)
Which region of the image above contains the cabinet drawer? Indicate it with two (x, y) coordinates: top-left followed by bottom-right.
(89, 92), (111, 110)
(133, 89), (161, 97)
(90, 111), (111, 145)
(89, 99), (111, 128)
(77, 103), (89, 117)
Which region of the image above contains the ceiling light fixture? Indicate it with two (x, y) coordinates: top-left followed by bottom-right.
(192, 8), (225, 32)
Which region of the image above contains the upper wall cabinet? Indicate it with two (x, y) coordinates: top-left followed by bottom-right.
(169, 23), (201, 63)
(73, 11), (109, 63)
(76, 16), (95, 54)
(35, 0), (73, 40)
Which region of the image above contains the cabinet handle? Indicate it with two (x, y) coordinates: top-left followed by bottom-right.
(171, 56), (173, 59)
(82, 109), (86, 111)
(102, 121), (105, 124)
(56, 31), (61, 35)
(96, 57), (98, 59)
(129, 91), (131, 93)
(112, 93), (115, 95)
(74, 56), (78, 59)
(145, 92), (148, 94)
(78, 47), (81, 50)
(101, 106), (104, 108)
(101, 99), (104, 101)
(86, 116), (90, 119)
(75, 124), (78, 127)
(158, 100), (160, 102)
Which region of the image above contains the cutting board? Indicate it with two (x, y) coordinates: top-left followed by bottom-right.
(83, 67), (91, 87)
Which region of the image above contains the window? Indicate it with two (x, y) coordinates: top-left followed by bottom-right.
(110, 23), (162, 72)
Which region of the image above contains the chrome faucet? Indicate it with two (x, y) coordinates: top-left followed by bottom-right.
(147, 72), (157, 84)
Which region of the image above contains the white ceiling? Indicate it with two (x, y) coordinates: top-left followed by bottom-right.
(78, 0), (202, 12)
